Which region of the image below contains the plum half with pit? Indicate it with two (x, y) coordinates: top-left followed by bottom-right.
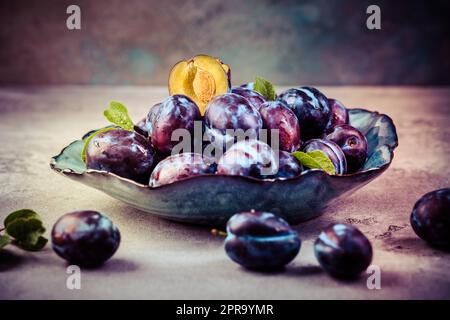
(231, 87), (266, 110)
(277, 87), (331, 141)
(168, 55), (230, 115)
(325, 124), (368, 173)
(325, 99), (349, 132)
(302, 139), (347, 174)
(258, 100), (301, 152)
(85, 129), (155, 184)
(150, 95), (201, 155)
(410, 188), (450, 249)
(149, 153), (216, 187)
(225, 211), (301, 270)
(204, 93), (263, 149)
(314, 224), (373, 279)
(217, 140), (278, 179)
(52, 210), (121, 267)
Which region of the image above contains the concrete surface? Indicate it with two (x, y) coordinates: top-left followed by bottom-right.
(0, 86), (449, 299)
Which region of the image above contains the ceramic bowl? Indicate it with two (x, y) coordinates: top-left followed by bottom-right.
(50, 108), (398, 225)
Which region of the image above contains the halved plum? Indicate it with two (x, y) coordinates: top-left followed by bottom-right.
(169, 55), (230, 115)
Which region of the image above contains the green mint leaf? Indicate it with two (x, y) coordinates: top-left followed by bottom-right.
(17, 236), (48, 251)
(81, 127), (117, 163)
(0, 234), (11, 250)
(4, 209), (48, 251)
(4, 209), (38, 228)
(253, 77), (276, 101)
(104, 101), (135, 131)
(6, 217), (45, 242)
(292, 150), (336, 175)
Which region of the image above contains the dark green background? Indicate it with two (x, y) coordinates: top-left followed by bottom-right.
(1, 0), (449, 85)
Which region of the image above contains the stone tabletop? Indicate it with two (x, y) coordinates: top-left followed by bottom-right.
(0, 86), (449, 299)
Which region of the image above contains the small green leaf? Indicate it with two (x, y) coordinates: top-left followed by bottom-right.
(6, 217), (45, 242)
(292, 150), (336, 175)
(17, 236), (48, 251)
(253, 77), (276, 101)
(3, 209), (48, 251)
(0, 234), (11, 250)
(4, 209), (38, 228)
(104, 101), (135, 131)
(81, 127), (117, 163)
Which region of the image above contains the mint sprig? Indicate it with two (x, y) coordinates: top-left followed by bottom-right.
(253, 77), (276, 101)
(104, 101), (135, 131)
(292, 150), (336, 175)
(1, 209), (48, 251)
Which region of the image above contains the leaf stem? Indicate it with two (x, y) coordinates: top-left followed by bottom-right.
(0, 227), (5, 232)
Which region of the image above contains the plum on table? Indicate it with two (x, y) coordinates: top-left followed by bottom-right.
(314, 223), (373, 278)
(51, 210), (121, 267)
(225, 210), (301, 270)
(411, 188), (450, 249)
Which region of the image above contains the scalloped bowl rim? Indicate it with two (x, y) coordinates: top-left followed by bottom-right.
(50, 108), (399, 189)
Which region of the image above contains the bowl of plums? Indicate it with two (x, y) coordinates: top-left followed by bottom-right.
(50, 54), (398, 226)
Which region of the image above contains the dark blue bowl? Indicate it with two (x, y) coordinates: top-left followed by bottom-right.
(50, 108), (398, 225)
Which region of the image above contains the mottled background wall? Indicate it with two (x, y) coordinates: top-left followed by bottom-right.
(0, 0), (449, 86)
